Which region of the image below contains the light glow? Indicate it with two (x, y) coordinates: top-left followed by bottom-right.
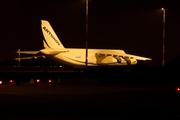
(0, 81), (2, 84)
(37, 79), (40, 83)
(177, 88), (180, 91)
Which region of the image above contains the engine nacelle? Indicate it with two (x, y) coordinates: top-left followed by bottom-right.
(126, 59), (137, 65)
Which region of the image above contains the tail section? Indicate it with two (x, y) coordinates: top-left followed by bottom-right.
(43, 39), (50, 49)
(41, 20), (64, 49)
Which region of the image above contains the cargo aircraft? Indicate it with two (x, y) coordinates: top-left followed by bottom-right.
(16, 20), (152, 67)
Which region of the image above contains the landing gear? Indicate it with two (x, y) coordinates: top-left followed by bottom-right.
(117, 58), (122, 63)
(116, 57), (126, 64)
(126, 60), (131, 65)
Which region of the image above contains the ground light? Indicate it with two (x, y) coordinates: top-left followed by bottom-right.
(48, 79), (52, 83)
(10, 80), (13, 83)
(10, 79), (15, 85)
(36, 79), (40, 83)
(177, 87), (180, 92)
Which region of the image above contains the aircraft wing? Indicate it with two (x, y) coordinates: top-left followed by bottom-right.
(96, 51), (152, 61)
(125, 54), (152, 60)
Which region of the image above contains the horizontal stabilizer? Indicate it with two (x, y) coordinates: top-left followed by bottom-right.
(49, 50), (68, 54)
(14, 55), (46, 60)
(40, 49), (69, 55)
(16, 51), (39, 54)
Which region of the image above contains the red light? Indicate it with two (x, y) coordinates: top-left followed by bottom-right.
(177, 88), (180, 91)
(48, 80), (52, 83)
(86, 56), (88, 60)
(0, 81), (2, 84)
(10, 80), (15, 85)
(36, 79), (40, 83)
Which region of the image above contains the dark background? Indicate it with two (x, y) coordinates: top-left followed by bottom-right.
(0, 0), (180, 67)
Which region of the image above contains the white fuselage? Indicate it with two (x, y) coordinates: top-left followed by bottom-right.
(40, 48), (129, 66)
(17, 20), (151, 67)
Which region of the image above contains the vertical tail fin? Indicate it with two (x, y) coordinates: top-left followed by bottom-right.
(43, 39), (50, 49)
(41, 20), (64, 49)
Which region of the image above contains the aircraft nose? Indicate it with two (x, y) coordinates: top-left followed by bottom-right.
(147, 58), (152, 60)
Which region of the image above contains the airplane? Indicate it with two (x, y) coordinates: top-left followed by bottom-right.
(16, 20), (152, 67)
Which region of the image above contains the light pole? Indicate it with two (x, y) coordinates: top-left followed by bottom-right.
(18, 49), (20, 67)
(85, 0), (88, 68)
(161, 8), (165, 66)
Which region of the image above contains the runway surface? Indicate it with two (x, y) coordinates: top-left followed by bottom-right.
(0, 81), (180, 120)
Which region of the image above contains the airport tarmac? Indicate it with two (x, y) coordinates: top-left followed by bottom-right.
(0, 81), (180, 120)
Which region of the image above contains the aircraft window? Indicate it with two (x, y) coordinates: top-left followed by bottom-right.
(130, 57), (134, 59)
(107, 54), (111, 56)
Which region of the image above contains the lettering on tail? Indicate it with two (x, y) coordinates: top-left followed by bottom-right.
(43, 26), (60, 45)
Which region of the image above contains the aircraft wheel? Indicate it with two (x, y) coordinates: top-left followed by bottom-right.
(126, 60), (131, 65)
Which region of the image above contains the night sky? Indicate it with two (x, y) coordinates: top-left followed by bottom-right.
(0, 0), (180, 67)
